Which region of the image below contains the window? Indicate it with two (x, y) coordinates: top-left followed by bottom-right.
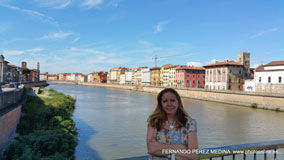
(268, 77), (271, 83)
(279, 77), (282, 83)
(259, 77), (261, 83)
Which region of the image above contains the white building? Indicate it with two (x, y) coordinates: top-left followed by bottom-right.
(109, 67), (127, 83)
(120, 73), (126, 84)
(87, 73), (94, 82)
(134, 68), (142, 85)
(255, 61), (284, 93)
(141, 68), (151, 85)
(125, 69), (135, 84)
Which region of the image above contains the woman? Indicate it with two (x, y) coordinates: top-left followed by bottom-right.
(147, 88), (198, 160)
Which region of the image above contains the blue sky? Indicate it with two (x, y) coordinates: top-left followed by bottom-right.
(0, 0), (283, 74)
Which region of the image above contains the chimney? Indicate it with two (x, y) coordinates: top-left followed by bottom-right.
(22, 61), (27, 68)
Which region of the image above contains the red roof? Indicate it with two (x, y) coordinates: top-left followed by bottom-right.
(203, 60), (243, 68)
(264, 61), (284, 66)
(176, 66), (205, 70)
(256, 61), (284, 72)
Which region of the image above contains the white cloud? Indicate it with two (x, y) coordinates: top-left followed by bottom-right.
(250, 28), (278, 39)
(80, 0), (103, 8)
(38, 31), (73, 40)
(204, 59), (219, 65)
(105, 58), (130, 64)
(0, 4), (58, 25)
(252, 64), (261, 68)
(186, 62), (202, 67)
(69, 47), (103, 54)
(264, 52), (272, 55)
(72, 37), (80, 43)
(138, 40), (153, 46)
(27, 47), (44, 53)
(3, 50), (25, 55)
(3, 47), (44, 55)
(155, 21), (169, 33)
(34, 0), (73, 9)
(107, 0), (119, 8)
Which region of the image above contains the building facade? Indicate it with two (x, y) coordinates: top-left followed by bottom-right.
(109, 67), (127, 84)
(204, 61), (246, 90)
(150, 67), (161, 86)
(0, 55), (9, 83)
(203, 52), (252, 91)
(176, 67), (205, 88)
(125, 69), (136, 84)
(255, 61), (284, 93)
(141, 68), (151, 85)
(40, 72), (48, 81)
(160, 64), (173, 87)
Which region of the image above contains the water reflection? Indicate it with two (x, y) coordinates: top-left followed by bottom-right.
(47, 84), (284, 160)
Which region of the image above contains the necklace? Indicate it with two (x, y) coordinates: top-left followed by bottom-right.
(169, 121), (174, 129)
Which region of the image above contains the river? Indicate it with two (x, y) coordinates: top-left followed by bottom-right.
(47, 84), (284, 160)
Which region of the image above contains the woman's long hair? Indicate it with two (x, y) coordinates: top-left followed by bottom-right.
(148, 88), (189, 131)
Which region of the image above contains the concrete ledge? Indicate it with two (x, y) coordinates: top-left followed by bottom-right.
(48, 81), (284, 111)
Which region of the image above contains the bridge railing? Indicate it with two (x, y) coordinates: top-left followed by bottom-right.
(119, 140), (284, 160)
(198, 140), (284, 160)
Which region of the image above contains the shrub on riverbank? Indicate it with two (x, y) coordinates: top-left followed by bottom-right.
(1, 88), (77, 160)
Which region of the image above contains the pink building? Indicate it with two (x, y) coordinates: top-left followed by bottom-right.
(176, 67), (205, 88)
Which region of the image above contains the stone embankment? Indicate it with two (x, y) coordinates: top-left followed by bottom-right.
(48, 81), (284, 111)
(0, 81), (48, 151)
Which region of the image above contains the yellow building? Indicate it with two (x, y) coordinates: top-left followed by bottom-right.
(66, 73), (71, 80)
(47, 74), (58, 80)
(150, 67), (161, 86)
(168, 65), (181, 87)
(58, 73), (65, 80)
(109, 67), (127, 83)
(160, 64), (173, 87)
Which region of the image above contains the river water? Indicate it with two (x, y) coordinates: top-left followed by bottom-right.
(47, 84), (284, 160)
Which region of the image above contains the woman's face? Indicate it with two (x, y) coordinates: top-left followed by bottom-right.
(161, 92), (179, 116)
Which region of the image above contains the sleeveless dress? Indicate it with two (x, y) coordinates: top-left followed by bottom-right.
(149, 117), (197, 160)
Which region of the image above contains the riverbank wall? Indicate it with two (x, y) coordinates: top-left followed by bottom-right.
(0, 81), (48, 152)
(48, 81), (284, 111)
(0, 88), (25, 151)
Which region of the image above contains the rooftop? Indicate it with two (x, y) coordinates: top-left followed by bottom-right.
(203, 60), (243, 68)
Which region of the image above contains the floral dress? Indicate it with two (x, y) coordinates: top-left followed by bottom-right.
(150, 117), (197, 160)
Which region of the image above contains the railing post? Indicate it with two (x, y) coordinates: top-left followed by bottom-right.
(254, 153), (256, 160)
(274, 149), (277, 159)
(264, 150), (267, 160)
(243, 153), (246, 160)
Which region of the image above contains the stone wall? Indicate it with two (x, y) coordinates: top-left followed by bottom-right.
(0, 88), (24, 111)
(77, 82), (284, 111)
(0, 105), (21, 150)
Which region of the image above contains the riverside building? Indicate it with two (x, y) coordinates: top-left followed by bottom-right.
(203, 52), (252, 91)
(255, 61), (284, 94)
(176, 66), (205, 88)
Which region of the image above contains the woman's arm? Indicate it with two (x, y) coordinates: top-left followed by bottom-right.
(175, 131), (198, 160)
(147, 125), (187, 156)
